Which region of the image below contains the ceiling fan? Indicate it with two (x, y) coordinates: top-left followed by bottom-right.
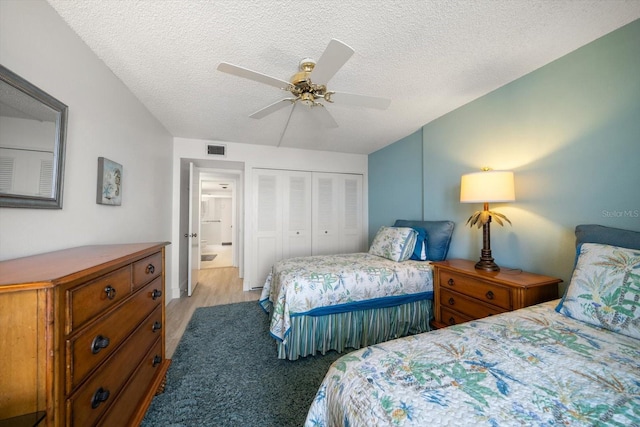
(217, 39), (391, 145)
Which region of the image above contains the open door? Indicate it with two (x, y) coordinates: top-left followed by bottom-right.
(187, 162), (200, 296)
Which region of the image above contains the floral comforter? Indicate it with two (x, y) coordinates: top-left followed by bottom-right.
(259, 253), (434, 342)
(305, 301), (640, 426)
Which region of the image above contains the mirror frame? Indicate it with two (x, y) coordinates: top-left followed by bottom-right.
(0, 64), (68, 209)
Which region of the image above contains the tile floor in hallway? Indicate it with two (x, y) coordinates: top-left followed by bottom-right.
(200, 244), (232, 268)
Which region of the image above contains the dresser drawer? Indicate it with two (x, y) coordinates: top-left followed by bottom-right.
(439, 288), (506, 319)
(66, 309), (162, 427)
(68, 266), (132, 332)
(97, 339), (164, 427)
(439, 271), (511, 310)
(133, 252), (162, 290)
(439, 307), (473, 327)
(67, 277), (163, 392)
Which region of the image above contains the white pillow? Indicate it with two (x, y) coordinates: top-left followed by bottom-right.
(369, 226), (418, 262)
(556, 242), (640, 339)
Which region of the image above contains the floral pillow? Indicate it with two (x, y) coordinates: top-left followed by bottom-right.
(556, 242), (640, 339)
(369, 226), (418, 262)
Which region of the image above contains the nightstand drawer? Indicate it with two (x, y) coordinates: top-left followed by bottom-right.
(439, 307), (473, 327)
(439, 271), (511, 309)
(439, 288), (506, 319)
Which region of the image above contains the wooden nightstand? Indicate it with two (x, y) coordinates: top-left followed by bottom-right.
(431, 259), (562, 329)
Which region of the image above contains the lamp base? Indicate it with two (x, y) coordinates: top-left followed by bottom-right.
(475, 248), (500, 271)
(475, 214), (500, 272)
(475, 258), (500, 272)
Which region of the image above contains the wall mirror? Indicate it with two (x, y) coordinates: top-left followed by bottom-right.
(0, 64), (68, 208)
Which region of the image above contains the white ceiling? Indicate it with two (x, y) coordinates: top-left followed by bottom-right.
(46, 0), (640, 155)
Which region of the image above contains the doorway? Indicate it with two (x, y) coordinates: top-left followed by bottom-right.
(180, 158), (244, 298)
(200, 183), (233, 269)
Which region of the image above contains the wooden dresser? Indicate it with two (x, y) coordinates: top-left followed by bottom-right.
(0, 243), (170, 427)
(432, 259), (562, 329)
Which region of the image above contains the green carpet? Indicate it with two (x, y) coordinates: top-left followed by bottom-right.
(141, 301), (345, 426)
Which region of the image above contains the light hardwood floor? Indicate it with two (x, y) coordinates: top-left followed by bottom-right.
(165, 267), (261, 358)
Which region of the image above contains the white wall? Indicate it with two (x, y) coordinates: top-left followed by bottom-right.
(170, 137), (368, 297)
(0, 1), (173, 289)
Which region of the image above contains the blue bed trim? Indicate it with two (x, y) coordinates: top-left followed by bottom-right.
(291, 291), (434, 318)
(258, 297), (270, 313)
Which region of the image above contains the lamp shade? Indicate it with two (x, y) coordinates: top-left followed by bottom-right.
(460, 170), (515, 203)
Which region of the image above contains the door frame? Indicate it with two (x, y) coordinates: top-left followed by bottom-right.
(187, 162), (200, 296)
(179, 158), (244, 297)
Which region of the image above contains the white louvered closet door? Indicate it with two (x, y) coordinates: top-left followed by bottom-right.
(0, 157), (14, 192)
(312, 173), (337, 256)
(38, 159), (53, 197)
(253, 170), (282, 287)
(282, 171), (312, 260)
(340, 174), (364, 253)
(312, 172), (364, 255)
(253, 169), (364, 288)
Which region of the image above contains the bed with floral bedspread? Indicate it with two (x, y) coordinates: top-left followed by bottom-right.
(305, 224), (640, 426)
(260, 221), (455, 360)
(259, 252), (435, 360)
(305, 300), (640, 426)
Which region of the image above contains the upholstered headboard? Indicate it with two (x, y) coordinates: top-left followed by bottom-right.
(575, 224), (640, 249)
(393, 220), (455, 261)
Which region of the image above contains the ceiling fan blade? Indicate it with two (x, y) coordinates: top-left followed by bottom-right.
(310, 39), (355, 85)
(310, 103), (338, 128)
(249, 98), (295, 119)
(329, 91), (391, 110)
(217, 62), (291, 90)
(277, 102), (297, 148)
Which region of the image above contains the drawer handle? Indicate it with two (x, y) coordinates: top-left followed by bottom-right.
(91, 387), (110, 409)
(485, 291), (495, 300)
(151, 289), (163, 300)
(91, 335), (110, 354)
(448, 317), (456, 325)
(448, 297), (455, 305)
(153, 355), (162, 367)
(447, 278), (455, 286)
(146, 263), (156, 275)
(152, 321), (162, 332)
(104, 285), (116, 300)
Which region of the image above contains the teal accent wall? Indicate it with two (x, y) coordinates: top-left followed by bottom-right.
(368, 129), (423, 242)
(369, 19), (640, 290)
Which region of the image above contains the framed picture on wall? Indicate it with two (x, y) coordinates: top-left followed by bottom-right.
(96, 157), (122, 205)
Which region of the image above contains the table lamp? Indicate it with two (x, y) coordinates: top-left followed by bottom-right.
(460, 169), (515, 271)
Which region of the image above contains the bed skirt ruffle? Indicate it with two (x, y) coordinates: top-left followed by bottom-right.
(267, 299), (433, 360)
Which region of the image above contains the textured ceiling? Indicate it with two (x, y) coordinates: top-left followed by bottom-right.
(46, 0), (640, 155)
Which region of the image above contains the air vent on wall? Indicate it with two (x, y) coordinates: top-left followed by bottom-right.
(207, 144), (226, 156)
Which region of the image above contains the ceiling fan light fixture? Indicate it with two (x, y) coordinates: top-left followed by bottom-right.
(300, 92), (316, 107)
